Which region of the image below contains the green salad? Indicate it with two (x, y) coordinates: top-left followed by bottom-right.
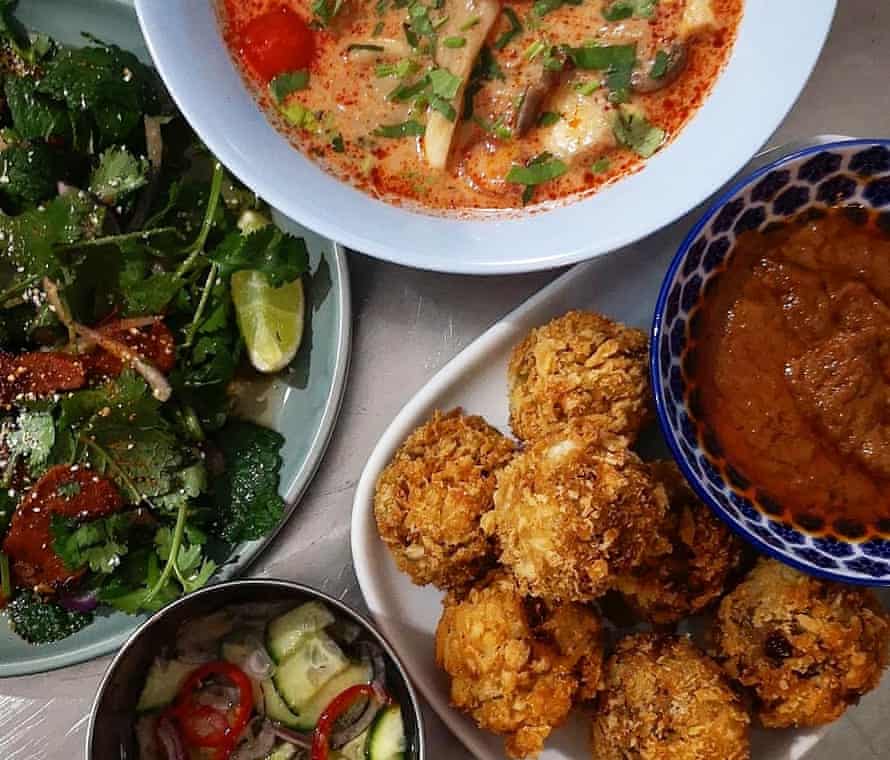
(0, 1), (309, 644)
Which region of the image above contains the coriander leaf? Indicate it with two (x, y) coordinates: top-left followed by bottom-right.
(388, 76), (430, 102)
(563, 42), (636, 71)
(97, 549), (178, 614)
(650, 49), (670, 79)
(7, 590), (92, 644)
(463, 45), (503, 120)
(0, 142), (56, 208)
(89, 146), (150, 205)
(210, 420), (284, 543)
(591, 156), (611, 173)
(312, 0), (345, 27)
(603, 0), (657, 21)
(537, 111), (561, 127)
(533, 0), (582, 17)
(429, 67), (461, 99)
(443, 36), (466, 48)
(493, 7), (523, 50)
(269, 70), (310, 103)
(208, 225), (310, 288)
(429, 95), (456, 121)
(50, 512), (137, 574)
(613, 107), (665, 157)
(119, 264), (182, 316)
(373, 120), (425, 138)
(6, 410), (54, 476)
(506, 153), (567, 185)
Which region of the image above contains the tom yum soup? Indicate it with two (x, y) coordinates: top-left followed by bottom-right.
(221, 0), (742, 212)
(688, 208), (890, 542)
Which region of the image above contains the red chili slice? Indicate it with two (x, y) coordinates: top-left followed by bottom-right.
(239, 6), (315, 82)
(173, 661), (254, 755)
(311, 683), (388, 760)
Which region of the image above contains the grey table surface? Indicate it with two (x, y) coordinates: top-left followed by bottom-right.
(2, 1), (890, 758)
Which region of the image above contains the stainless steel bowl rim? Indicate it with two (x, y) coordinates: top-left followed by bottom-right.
(86, 578), (427, 759)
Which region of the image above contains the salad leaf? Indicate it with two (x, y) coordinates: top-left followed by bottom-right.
(6, 409), (55, 476)
(51, 512), (137, 574)
(3, 76), (70, 142)
(208, 226), (310, 288)
(89, 146), (150, 205)
(0, 142), (56, 208)
(210, 420), (285, 543)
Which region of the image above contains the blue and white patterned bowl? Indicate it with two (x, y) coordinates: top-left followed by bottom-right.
(651, 138), (890, 586)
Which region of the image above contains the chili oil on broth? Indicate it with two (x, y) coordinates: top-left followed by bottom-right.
(687, 208), (890, 542)
(221, 0), (743, 215)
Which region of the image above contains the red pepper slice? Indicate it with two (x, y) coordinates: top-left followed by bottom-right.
(311, 683), (388, 760)
(173, 661), (254, 753)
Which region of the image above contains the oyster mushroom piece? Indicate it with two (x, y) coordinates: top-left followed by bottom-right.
(540, 85), (616, 164)
(631, 42), (688, 94)
(515, 68), (562, 137)
(423, 0), (500, 170)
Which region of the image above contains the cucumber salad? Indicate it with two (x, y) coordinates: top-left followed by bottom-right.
(135, 601), (408, 760)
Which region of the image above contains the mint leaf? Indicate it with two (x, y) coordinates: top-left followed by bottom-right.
(0, 142), (56, 208)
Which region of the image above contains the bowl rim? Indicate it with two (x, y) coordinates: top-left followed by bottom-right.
(134, 0), (837, 275)
(650, 137), (890, 587)
(85, 578), (428, 759)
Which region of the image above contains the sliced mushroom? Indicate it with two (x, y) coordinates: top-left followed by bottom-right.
(515, 68), (562, 137)
(423, 0), (500, 170)
(631, 42), (688, 94)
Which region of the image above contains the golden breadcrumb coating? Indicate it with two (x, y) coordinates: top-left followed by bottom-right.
(714, 558), (890, 728)
(508, 310), (651, 444)
(592, 634), (750, 760)
(435, 571), (603, 758)
(614, 460), (745, 624)
(374, 409), (515, 590)
(482, 426), (670, 602)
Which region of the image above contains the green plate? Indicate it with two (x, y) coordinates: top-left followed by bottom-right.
(0, 0), (352, 677)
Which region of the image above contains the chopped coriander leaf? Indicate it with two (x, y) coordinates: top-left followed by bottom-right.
(280, 100), (319, 131)
(88, 146), (150, 205)
(537, 111), (561, 127)
(331, 133), (345, 152)
(462, 46), (503, 119)
(603, 0), (657, 21)
(268, 70), (309, 103)
(376, 58), (420, 78)
(563, 42), (636, 71)
(533, 0), (581, 17)
(650, 49), (670, 78)
(346, 43), (385, 53)
(429, 67), (461, 99)
(311, 0), (344, 27)
(493, 7), (523, 50)
(430, 95), (457, 121)
(432, 14), (450, 29)
(459, 15), (481, 30)
(372, 20), (385, 36)
(373, 119), (425, 137)
(507, 152), (567, 202)
(591, 156), (611, 173)
(574, 79), (600, 96)
(443, 36), (466, 48)
(473, 115), (512, 140)
(613, 107), (665, 157)
(403, 22), (419, 48)
(388, 76), (430, 101)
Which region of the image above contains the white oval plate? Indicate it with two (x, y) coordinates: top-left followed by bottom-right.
(136, 1), (835, 274)
(350, 138), (884, 759)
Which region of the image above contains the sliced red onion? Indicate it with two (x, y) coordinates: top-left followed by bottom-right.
(330, 690), (385, 750)
(231, 717), (277, 760)
(271, 722), (313, 749)
(156, 714), (187, 760)
(58, 590), (98, 613)
(356, 641), (387, 689)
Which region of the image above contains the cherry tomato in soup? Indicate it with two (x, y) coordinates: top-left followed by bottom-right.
(239, 6), (315, 82)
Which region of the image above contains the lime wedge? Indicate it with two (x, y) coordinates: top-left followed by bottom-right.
(230, 270), (304, 373)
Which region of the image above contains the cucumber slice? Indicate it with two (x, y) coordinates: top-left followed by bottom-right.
(136, 658), (197, 712)
(262, 678), (303, 729)
(273, 632), (349, 713)
(267, 601), (336, 663)
(265, 743), (298, 760)
(368, 705), (406, 760)
(292, 661), (373, 730)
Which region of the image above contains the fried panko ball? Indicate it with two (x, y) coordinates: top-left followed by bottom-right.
(592, 634), (750, 760)
(482, 426), (670, 602)
(614, 460), (745, 624)
(374, 409), (515, 590)
(507, 310), (651, 444)
(714, 558), (890, 728)
(435, 571), (603, 758)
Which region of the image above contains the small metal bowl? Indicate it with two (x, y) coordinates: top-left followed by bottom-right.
(87, 579), (426, 759)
